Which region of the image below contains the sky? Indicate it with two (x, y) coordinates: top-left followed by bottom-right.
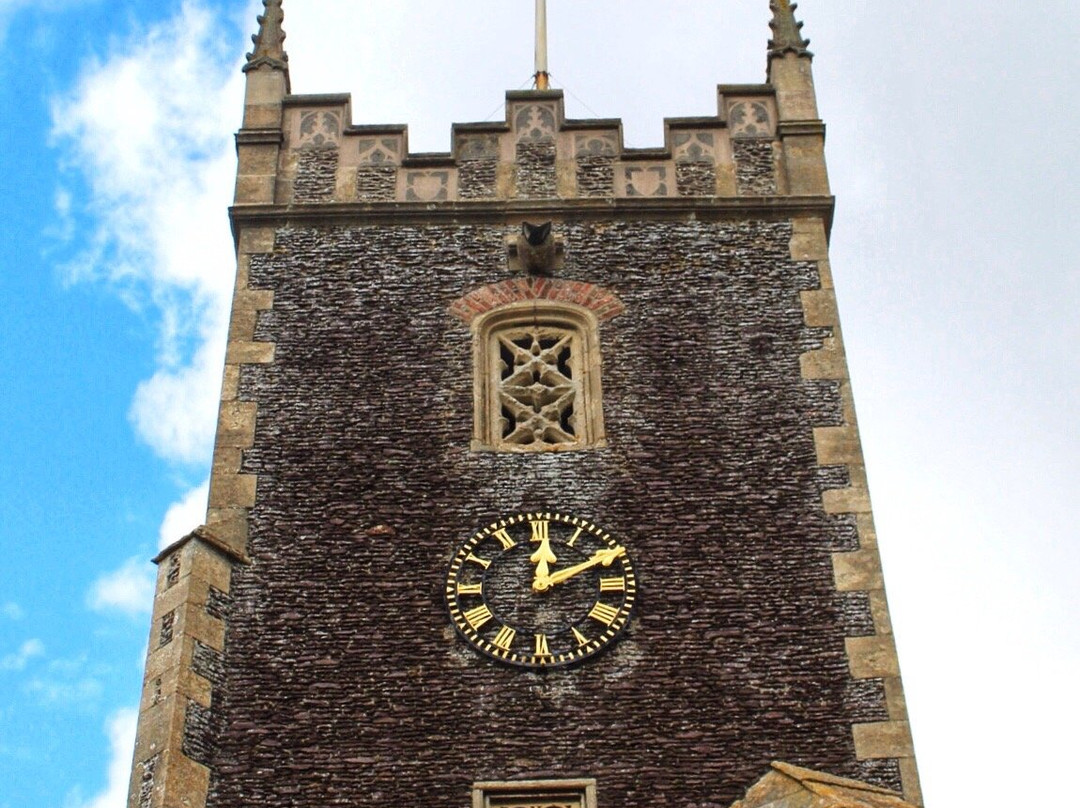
(0, 1), (1077, 807)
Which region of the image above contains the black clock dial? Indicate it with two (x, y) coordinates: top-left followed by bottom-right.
(445, 512), (636, 669)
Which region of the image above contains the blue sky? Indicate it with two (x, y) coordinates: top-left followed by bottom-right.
(1, 2), (1078, 807)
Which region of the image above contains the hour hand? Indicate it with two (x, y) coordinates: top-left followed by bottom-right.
(533, 546), (624, 592)
(530, 535), (558, 587)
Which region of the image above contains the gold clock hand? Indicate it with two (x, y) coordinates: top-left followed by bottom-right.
(533, 546), (625, 592)
(530, 534), (558, 585)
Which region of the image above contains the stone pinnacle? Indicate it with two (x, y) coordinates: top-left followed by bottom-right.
(244, 0), (289, 73)
(768, 0), (813, 59)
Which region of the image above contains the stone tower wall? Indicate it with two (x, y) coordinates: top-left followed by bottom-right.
(125, 11), (921, 807)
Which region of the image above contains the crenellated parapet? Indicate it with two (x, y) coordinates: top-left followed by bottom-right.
(236, 86), (828, 209)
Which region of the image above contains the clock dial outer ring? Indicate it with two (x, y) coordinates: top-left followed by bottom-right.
(445, 512), (637, 670)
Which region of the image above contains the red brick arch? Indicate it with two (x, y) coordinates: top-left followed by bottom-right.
(450, 278), (625, 325)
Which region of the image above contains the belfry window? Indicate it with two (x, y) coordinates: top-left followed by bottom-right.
(473, 302), (605, 452)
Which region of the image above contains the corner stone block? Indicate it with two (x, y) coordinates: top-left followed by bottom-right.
(884, 677), (908, 719)
(185, 544), (235, 595)
(209, 472), (258, 510)
(782, 137), (830, 196)
(852, 720), (915, 760)
(800, 288), (838, 328)
(159, 753), (211, 808)
(822, 485), (871, 514)
(211, 447), (244, 479)
(204, 509), (249, 552)
(869, 590), (894, 634)
(789, 217), (829, 261)
(237, 142), (281, 175)
(143, 640), (185, 685)
(239, 288), (274, 311)
(227, 308), (258, 343)
(216, 401), (258, 449)
(238, 227), (277, 256)
(813, 425), (861, 466)
(899, 759), (923, 806)
(800, 342), (848, 381)
(226, 341), (275, 365)
(815, 258), (835, 290)
(233, 175), (276, 206)
(846, 635), (900, 679)
(180, 605), (226, 652)
(219, 365), (241, 401)
(855, 513), (878, 548)
(832, 549), (884, 592)
(178, 663), (214, 707)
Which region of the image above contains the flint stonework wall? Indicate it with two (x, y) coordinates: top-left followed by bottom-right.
(206, 218), (898, 808)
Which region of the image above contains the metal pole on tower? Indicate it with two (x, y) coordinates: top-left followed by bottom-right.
(535, 0), (550, 89)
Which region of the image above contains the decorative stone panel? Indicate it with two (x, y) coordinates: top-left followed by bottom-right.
(355, 136), (402, 165)
(574, 133), (618, 158)
(294, 109), (342, 149)
(672, 131), (718, 163)
(727, 99), (776, 139)
(402, 170), (452, 202)
(512, 102), (558, 141)
(458, 134), (501, 160)
(618, 163), (671, 197)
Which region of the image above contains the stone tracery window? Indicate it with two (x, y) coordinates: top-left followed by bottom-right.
(473, 302), (605, 452)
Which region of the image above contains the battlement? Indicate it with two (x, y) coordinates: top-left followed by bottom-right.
(237, 87), (829, 207)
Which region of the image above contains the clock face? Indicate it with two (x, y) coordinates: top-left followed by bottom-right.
(445, 512), (636, 669)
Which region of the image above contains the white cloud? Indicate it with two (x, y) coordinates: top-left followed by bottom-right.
(0, 602), (24, 620)
(50, 0), (246, 465)
(87, 558), (155, 618)
(158, 479), (209, 549)
(0, 639), (45, 671)
(65, 707), (138, 808)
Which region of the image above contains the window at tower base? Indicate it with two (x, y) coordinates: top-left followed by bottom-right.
(472, 302), (605, 453)
(472, 778), (597, 808)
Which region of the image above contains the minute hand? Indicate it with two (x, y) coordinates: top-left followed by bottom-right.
(533, 547), (625, 592)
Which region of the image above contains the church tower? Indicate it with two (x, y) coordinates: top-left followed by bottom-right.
(126, 2), (923, 807)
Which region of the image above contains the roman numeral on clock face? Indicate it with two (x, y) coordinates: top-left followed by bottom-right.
(492, 625), (516, 651)
(529, 520), (549, 543)
(492, 529), (516, 550)
(456, 582), (483, 596)
(465, 552), (492, 569)
(599, 577), (626, 592)
(588, 601), (620, 626)
(463, 604), (493, 630)
(534, 633), (551, 656)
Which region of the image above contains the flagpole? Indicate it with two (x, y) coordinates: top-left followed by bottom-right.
(535, 0), (550, 90)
